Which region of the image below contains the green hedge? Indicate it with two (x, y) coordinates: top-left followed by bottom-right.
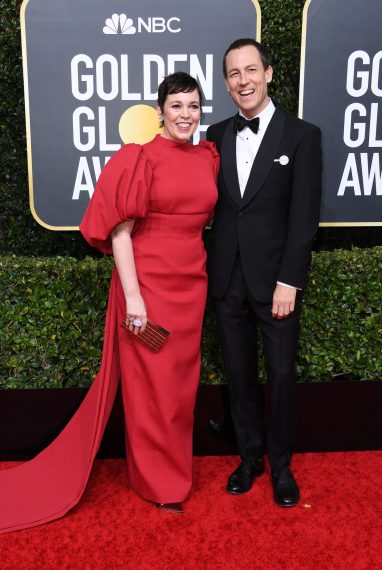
(0, 255), (112, 389)
(1, 247), (381, 389)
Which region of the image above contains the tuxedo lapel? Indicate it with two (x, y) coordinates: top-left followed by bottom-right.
(241, 107), (286, 208)
(220, 117), (241, 206)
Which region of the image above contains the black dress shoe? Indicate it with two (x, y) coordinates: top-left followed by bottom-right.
(271, 466), (300, 507)
(227, 459), (265, 494)
(156, 502), (184, 514)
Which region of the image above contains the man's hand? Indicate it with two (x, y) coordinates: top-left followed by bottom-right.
(272, 284), (297, 319)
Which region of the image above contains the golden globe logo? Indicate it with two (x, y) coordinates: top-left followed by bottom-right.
(103, 13), (181, 35)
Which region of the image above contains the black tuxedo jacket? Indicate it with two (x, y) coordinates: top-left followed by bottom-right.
(206, 106), (322, 302)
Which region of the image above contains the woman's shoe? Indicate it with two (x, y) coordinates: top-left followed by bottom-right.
(156, 502), (184, 514)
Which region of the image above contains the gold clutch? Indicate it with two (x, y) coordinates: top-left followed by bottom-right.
(121, 319), (170, 352)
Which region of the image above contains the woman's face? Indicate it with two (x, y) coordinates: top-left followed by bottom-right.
(158, 89), (201, 143)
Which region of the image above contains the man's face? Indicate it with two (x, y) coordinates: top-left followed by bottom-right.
(224, 45), (273, 118)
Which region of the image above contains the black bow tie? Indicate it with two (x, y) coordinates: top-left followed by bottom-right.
(233, 114), (260, 134)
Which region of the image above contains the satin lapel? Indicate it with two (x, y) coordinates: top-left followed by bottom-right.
(220, 117), (241, 206)
(241, 107), (286, 208)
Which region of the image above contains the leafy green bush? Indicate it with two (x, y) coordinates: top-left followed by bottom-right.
(299, 247), (382, 381)
(0, 255), (113, 388)
(1, 248), (381, 389)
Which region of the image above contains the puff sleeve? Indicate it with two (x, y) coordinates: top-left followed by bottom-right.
(198, 140), (220, 182)
(80, 144), (152, 254)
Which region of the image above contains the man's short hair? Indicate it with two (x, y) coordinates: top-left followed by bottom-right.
(223, 38), (271, 78)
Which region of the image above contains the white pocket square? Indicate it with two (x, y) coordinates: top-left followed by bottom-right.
(274, 155), (289, 165)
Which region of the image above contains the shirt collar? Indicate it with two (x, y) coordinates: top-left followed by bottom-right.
(238, 98), (275, 133)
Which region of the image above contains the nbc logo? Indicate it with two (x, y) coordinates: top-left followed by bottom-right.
(102, 13), (181, 35)
(103, 14), (136, 35)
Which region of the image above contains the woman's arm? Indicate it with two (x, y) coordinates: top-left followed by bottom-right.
(111, 220), (147, 334)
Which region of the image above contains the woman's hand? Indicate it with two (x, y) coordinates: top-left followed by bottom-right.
(111, 221), (148, 336)
(126, 293), (147, 335)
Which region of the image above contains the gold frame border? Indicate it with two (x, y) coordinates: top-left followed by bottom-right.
(252, 0), (261, 41)
(21, 0), (77, 231)
(298, 0), (311, 120)
(21, 0), (261, 231)
(298, 0), (382, 227)
(320, 222), (382, 227)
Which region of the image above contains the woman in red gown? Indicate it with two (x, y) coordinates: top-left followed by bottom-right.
(0, 72), (218, 532)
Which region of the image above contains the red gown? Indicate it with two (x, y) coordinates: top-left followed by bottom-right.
(0, 135), (218, 533)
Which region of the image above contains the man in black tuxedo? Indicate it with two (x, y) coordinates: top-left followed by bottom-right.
(206, 38), (322, 506)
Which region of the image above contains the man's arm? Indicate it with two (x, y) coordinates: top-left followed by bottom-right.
(277, 125), (322, 288)
(272, 125), (322, 319)
(206, 124), (217, 144)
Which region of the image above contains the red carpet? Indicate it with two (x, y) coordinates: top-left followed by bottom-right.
(0, 453), (381, 569)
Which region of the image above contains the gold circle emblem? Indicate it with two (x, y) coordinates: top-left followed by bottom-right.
(119, 104), (162, 145)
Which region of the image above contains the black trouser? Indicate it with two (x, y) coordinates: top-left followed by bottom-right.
(213, 256), (302, 473)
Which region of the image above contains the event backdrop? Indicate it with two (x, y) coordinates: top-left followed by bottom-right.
(21, 0), (260, 229)
(300, 0), (382, 226)
(22, 0), (382, 229)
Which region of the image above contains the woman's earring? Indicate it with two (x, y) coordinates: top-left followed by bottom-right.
(158, 114), (163, 122)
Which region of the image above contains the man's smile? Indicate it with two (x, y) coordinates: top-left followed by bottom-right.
(239, 89), (255, 96)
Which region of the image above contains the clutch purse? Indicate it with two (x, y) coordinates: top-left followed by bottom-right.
(121, 319), (170, 352)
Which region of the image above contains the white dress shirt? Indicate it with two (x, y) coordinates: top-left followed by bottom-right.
(235, 99), (297, 290)
(236, 99), (275, 196)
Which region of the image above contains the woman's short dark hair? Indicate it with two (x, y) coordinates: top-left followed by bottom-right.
(223, 39), (271, 78)
(157, 72), (203, 127)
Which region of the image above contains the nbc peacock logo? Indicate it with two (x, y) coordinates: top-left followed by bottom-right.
(103, 14), (136, 35)
(102, 13), (181, 35)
